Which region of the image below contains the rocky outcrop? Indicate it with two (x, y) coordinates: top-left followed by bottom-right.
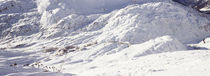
(173, 0), (210, 14)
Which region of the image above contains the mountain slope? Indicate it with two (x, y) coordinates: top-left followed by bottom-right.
(0, 0), (210, 76)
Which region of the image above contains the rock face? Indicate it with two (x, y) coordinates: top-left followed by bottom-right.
(173, 0), (210, 13)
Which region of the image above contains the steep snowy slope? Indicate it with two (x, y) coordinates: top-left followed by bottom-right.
(0, 0), (40, 40)
(87, 2), (209, 44)
(0, 0), (210, 76)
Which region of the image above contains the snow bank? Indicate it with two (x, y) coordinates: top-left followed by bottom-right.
(89, 2), (210, 44)
(123, 36), (187, 57)
(37, 0), (210, 43)
(37, 0), (130, 14)
(28, 1), (210, 65)
(1, 0), (210, 75)
(37, 0), (172, 35)
(39, 36), (187, 75)
(35, 2), (210, 75)
(78, 50), (210, 76)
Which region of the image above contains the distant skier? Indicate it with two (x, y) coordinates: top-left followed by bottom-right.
(203, 38), (206, 44)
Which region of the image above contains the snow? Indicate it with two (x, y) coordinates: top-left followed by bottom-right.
(37, 0), (172, 35)
(0, 0), (210, 76)
(78, 50), (210, 76)
(0, 50), (74, 76)
(90, 2), (210, 44)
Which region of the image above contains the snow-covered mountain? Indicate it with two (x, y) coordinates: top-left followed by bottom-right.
(0, 0), (210, 76)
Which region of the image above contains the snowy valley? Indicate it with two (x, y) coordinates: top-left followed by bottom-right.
(0, 0), (210, 76)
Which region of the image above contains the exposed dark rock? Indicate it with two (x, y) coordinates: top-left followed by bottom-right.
(173, 0), (210, 14)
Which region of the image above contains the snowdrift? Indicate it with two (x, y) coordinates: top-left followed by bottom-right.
(36, 0), (210, 44)
(33, 1), (210, 75)
(37, 0), (173, 35)
(0, 0), (210, 76)
(88, 2), (210, 44)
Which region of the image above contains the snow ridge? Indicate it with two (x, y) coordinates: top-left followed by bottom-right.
(0, 0), (210, 76)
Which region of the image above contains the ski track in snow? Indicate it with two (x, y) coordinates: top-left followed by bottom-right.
(0, 0), (210, 76)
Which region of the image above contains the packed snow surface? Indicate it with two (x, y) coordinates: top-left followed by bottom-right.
(0, 0), (210, 76)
